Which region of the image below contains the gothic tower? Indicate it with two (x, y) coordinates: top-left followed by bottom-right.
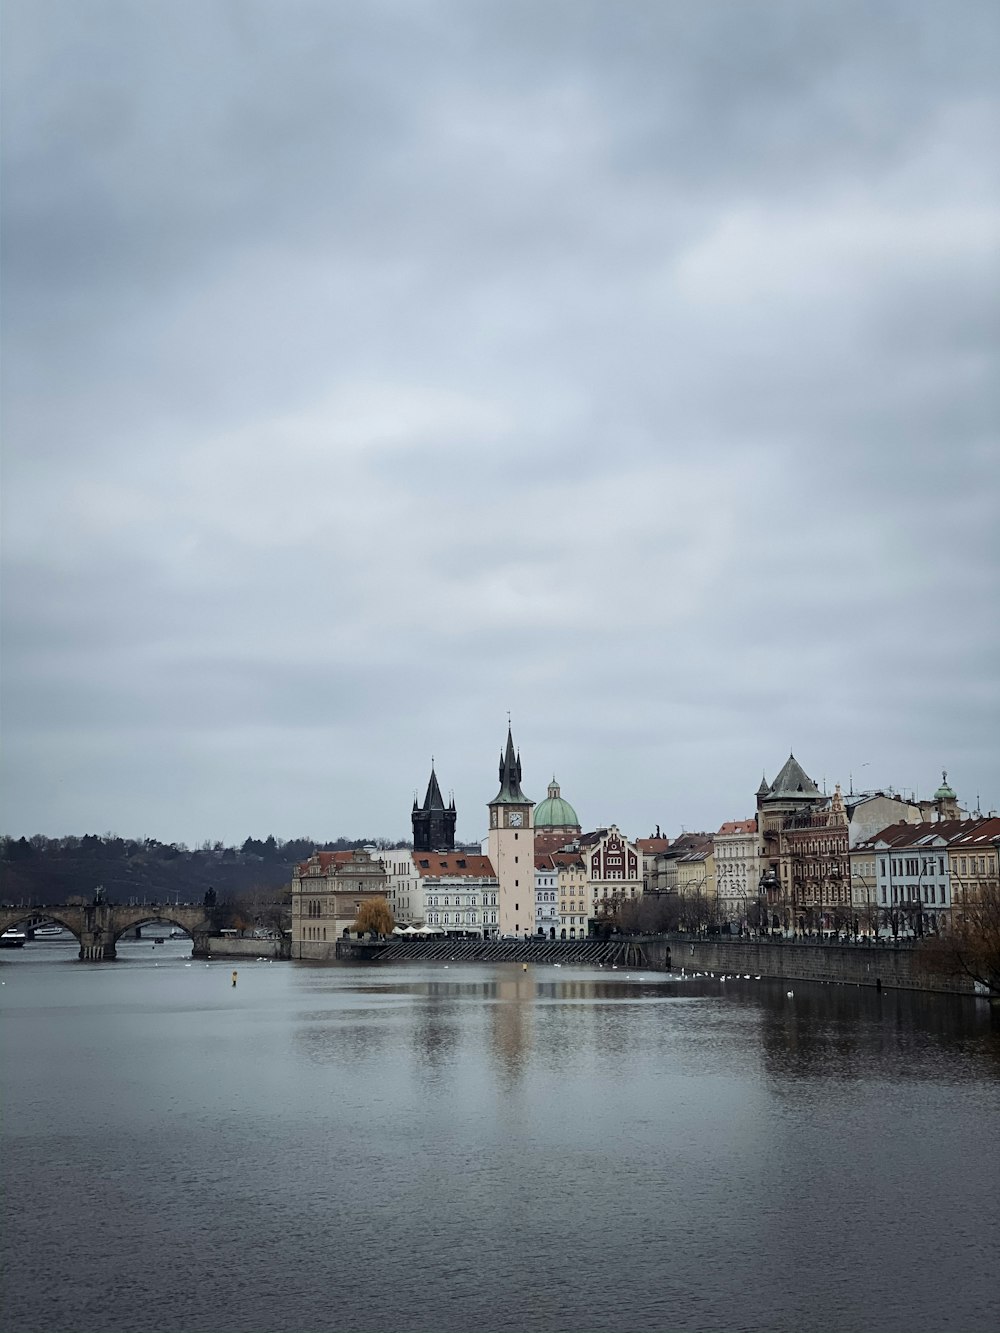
(412, 766), (457, 852)
(487, 726), (534, 937)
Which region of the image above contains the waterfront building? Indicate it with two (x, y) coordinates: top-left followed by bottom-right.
(636, 832), (671, 893)
(379, 846), (423, 925)
(780, 783), (851, 934)
(756, 754), (836, 931)
(291, 847), (389, 959)
(532, 850), (589, 938)
(534, 858), (560, 937)
(675, 839), (716, 928)
(556, 853), (589, 938)
(855, 821), (962, 936)
(415, 851), (498, 935)
(948, 817), (1000, 925)
(713, 819), (757, 930)
(583, 825), (642, 923)
(848, 844), (882, 934)
(646, 832), (713, 894)
(846, 780), (987, 936)
(487, 727), (535, 937)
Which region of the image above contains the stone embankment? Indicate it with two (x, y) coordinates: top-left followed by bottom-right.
(333, 932), (977, 996)
(642, 936), (976, 996)
(204, 935), (289, 959)
(340, 936), (645, 967)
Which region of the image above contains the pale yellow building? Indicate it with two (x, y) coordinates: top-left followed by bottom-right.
(947, 817), (1000, 927)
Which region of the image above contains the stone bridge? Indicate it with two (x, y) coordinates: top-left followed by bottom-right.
(0, 903), (214, 961)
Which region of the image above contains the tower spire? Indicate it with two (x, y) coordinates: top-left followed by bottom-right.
(412, 760), (456, 851)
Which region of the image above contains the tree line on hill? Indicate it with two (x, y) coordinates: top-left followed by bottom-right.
(0, 833), (410, 910)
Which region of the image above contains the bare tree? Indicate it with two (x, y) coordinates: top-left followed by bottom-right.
(919, 881), (1000, 996)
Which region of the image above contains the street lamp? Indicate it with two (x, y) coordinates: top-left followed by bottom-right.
(758, 870), (778, 938)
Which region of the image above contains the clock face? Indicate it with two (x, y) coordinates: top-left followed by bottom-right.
(509, 812), (523, 828)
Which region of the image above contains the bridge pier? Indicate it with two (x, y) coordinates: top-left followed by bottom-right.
(78, 904), (116, 961)
(0, 901), (215, 962)
(79, 935), (116, 961)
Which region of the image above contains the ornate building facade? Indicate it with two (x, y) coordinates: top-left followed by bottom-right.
(291, 848), (389, 959)
(756, 755), (850, 934)
(583, 826), (642, 922)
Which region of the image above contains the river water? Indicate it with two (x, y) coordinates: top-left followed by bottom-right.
(1, 939), (998, 1333)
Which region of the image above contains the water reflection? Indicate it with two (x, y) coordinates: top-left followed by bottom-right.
(754, 981), (1000, 1084)
(3, 957), (999, 1333)
(487, 975), (535, 1082)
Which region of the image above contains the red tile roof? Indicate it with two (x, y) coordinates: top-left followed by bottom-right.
(296, 850), (356, 874)
(412, 853), (496, 879)
(941, 817), (1000, 848)
(533, 831), (581, 855)
(636, 837), (671, 853)
(535, 852), (586, 871)
(859, 819), (983, 850)
(716, 820), (756, 836)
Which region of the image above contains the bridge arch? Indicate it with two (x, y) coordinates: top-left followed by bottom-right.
(1, 909), (82, 942)
(110, 914), (196, 946)
(1, 902), (214, 961)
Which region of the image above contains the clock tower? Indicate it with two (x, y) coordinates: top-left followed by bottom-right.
(487, 726), (534, 938)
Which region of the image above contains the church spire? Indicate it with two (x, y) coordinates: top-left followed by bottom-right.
(491, 725), (532, 804)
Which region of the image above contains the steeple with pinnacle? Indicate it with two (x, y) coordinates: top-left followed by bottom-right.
(490, 726), (531, 805)
(412, 763), (457, 852)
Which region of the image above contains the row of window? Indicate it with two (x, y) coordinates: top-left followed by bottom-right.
(881, 857), (946, 877)
(427, 912), (499, 925)
(883, 885), (948, 904)
(956, 855), (994, 875)
(426, 894), (498, 908)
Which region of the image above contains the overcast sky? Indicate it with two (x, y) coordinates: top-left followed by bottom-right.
(3, 0), (998, 848)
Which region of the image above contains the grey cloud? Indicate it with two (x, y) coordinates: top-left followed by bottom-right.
(2, 0), (998, 843)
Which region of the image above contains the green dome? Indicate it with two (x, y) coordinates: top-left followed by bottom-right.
(534, 778), (580, 829)
(934, 770), (957, 800)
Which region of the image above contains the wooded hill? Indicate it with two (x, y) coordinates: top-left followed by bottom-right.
(0, 834), (404, 907)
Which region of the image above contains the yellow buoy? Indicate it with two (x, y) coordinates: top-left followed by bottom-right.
(231, 970), (238, 987)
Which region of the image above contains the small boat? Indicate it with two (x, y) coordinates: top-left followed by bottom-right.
(0, 929), (27, 948)
(32, 925), (68, 939)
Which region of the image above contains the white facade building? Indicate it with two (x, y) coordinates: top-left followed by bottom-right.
(534, 861), (560, 937)
(713, 819), (758, 930)
(414, 851), (499, 936)
(858, 823), (961, 935)
(378, 847), (424, 925)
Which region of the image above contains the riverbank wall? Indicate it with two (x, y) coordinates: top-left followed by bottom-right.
(203, 936), (289, 960)
(641, 936), (975, 996)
